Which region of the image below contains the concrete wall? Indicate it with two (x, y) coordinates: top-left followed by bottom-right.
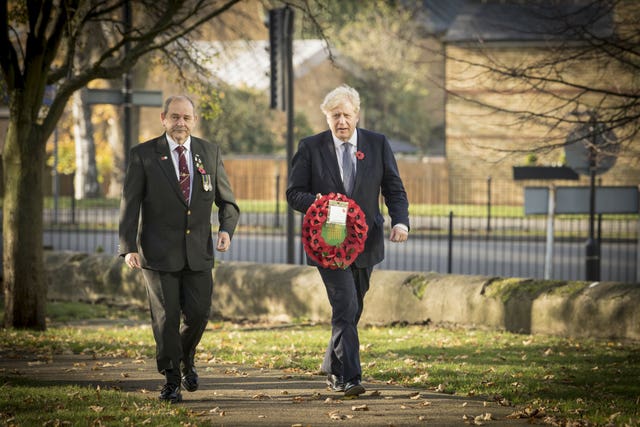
(45, 251), (640, 341)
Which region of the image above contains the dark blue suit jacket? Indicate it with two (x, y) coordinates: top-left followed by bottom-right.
(287, 128), (409, 268)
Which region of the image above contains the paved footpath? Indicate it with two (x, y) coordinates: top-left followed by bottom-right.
(1, 352), (532, 426)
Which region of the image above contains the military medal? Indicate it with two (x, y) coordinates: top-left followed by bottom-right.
(194, 154), (213, 192)
(202, 174), (212, 191)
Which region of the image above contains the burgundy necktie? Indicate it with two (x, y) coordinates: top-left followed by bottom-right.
(176, 145), (190, 203)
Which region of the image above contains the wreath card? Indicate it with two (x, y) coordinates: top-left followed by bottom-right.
(327, 200), (348, 225)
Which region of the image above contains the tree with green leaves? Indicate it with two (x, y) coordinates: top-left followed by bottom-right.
(318, 0), (438, 155)
(198, 85), (313, 154)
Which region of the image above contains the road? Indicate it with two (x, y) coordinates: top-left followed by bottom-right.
(43, 230), (638, 283)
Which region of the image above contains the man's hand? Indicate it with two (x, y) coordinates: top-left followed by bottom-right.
(390, 225), (409, 243)
(124, 252), (141, 269)
(216, 231), (231, 252)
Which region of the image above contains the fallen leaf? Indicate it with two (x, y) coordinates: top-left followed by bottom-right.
(351, 404), (369, 411)
(473, 414), (486, 425)
(328, 411), (346, 420)
(252, 393), (272, 400)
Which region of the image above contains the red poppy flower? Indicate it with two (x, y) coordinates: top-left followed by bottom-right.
(356, 150), (365, 160)
(301, 193), (368, 269)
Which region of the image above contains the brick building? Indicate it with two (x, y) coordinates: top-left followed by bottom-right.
(422, 0), (640, 204)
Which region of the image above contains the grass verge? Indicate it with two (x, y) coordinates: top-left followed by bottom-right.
(0, 378), (194, 426)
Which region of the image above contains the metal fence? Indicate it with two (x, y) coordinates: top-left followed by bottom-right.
(36, 176), (639, 284)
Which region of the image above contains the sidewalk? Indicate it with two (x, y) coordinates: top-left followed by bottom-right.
(1, 352), (531, 426)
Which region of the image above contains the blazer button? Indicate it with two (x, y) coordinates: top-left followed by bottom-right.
(186, 229), (191, 234)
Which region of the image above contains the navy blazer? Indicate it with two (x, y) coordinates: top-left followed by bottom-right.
(119, 135), (240, 272)
(287, 128), (409, 268)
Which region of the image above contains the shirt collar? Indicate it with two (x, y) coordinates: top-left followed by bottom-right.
(332, 129), (358, 151)
(166, 134), (192, 152)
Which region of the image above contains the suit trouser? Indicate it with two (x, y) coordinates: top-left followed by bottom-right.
(319, 266), (372, 382)
(142, 268), (212, 381)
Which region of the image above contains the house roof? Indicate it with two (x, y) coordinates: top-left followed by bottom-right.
(192, 39), (333, 91)
(418, 0), (615, 43)
(415, 0), (467, 36)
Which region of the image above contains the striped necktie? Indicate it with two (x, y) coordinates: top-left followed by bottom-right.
(176, 145), (190, 203)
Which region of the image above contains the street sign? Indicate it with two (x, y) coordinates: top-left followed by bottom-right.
(524, 186), (639, 215)
(513, 166), (579, 180)
(83, 88), (163, 107)
(565, 121), (619, 176)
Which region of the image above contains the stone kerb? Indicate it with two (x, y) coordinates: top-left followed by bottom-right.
(43, 251), (640, 341)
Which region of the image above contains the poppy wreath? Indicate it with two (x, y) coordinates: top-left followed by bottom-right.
(302, 192), (368, 269)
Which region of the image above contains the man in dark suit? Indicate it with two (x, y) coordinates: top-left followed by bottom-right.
(287, 85), (409, 397)
(119, 95), (239, 403)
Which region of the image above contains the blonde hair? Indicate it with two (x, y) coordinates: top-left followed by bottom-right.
(320, 84), (361, 115)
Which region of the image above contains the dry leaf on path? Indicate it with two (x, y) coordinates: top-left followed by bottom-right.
(252, 392), (272, 400)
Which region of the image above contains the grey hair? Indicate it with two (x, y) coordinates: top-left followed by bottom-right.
(163, 95), (196, 115)
(320, 84), (361, 115)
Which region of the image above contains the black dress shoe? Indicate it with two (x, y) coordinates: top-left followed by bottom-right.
(159, 383), (182, 403)
(326, 374), (345, 392)
(181, 366), (199, 392)
(344, 380), (365, 397)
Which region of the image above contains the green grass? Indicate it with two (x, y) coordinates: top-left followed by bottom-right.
(41, 196), (524, 217)
(0, 379), (195, 426)
(0, 301), (639, 426)
(44, 301), (148, 324)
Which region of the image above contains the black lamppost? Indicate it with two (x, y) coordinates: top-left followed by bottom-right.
(585, 120), (600, 281)
(566, 110), (617, 282)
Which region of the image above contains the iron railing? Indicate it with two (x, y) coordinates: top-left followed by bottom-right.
(33, 176), (639, 283)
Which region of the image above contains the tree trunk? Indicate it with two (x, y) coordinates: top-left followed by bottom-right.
(73, 91), (101, 199)
(105, 107), (125, 199)
(2, 112), (47, 330)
